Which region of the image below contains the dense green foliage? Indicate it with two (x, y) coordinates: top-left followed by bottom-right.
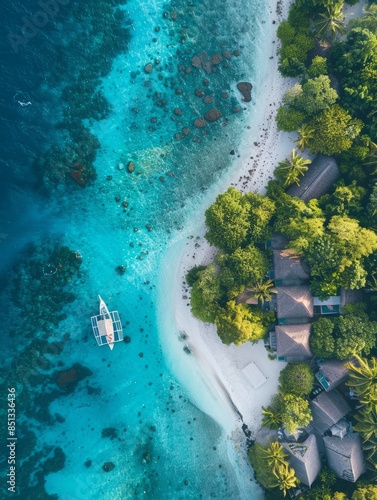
(190, 264), (221, 323)
(248, 441), (299, 496)
(290, 76), (338, 117)
(280, 393), (312, 433)
(277, 13), (314, 77)
(215, 301), (268, 345)
(185, 265), (207, 286)
(262, 390), (312, 435)
(308, 104), (363, 155)
(279, 362), (314, 396)
(204, 188), (275, 252)
(204, 188), (250, 252)
(225, 245), (268, 285)
(351, 484), (377, 500)
(276, 106), (305, 131)
(311, 307), (377, 359)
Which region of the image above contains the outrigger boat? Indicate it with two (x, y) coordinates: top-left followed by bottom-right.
(91, 295), (123, 350)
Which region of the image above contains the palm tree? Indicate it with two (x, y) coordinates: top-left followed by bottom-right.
(346, 355), (377, 398)
(247, 280), (277, 306)
(261, 406), (282, 430)
(273, 463), (300, 497)
(260, 441), (288, 467)
(366, 274), (377, 291)
(354, 405), (377, 442)
(275, 149), (312, 187)
(316, 1), (345, 39)
(294, 124), (315, 151)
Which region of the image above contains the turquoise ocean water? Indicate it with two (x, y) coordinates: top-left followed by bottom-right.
(0, 0), (275, 497)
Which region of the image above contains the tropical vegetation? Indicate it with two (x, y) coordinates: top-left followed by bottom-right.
(187, 1), (377, 496)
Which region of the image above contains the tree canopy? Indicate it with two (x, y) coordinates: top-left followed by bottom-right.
(280, 393), (312, 434)
(308, 104), (363, 155)
(279, 362), (314, 396)
(291, 75), (338, 117)
(311, 309), (377, 359)
(215, 300), (269, 345)
(205, 187), (250, 253)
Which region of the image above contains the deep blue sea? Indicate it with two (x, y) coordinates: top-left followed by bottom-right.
(0, 0), (274, 498)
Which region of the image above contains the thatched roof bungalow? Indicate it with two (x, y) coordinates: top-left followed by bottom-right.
(273, 249), (310, 286)
(310, 390), (351, 434)
(323, 433), (366, 482)
(282, 434), (322, 487)
(276, 324), (312, 362)
(276, 286), (314, 324)
(287, 155), (340, 202)
(315, 359), (349, 392)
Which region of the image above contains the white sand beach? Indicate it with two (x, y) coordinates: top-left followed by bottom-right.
(158, 0), (295, 496)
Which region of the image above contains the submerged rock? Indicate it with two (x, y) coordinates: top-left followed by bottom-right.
(193, 118), (206, 128)
(116, 265), (126, 275)
(102, 462), (115, 472)
(204, 108), (222, 122)
(236, 82), (252, 102)
(127, 161), (135, 173)
(144, 63), (153, 74)
(102, 427), (118, 440)
(56, 364), (92, 388)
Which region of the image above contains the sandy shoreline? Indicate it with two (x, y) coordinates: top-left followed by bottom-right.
(169, 0), (294, 430)
(158, 0), (294, 496)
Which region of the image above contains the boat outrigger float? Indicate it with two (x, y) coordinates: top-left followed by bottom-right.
(91, 295), (123, 349)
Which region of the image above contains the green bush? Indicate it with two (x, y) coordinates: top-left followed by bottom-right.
(276, 106), (305, 131)
(186, 265), (207, 286)
(279, 362), (314, 396)
(308, 56), (328, 77)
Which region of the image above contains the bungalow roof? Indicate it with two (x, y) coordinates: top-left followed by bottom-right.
(287, 155), (340, 202)
(310, 389), (351, 434)
(276, 286), (314, 319)
(276, 324), (312, 361)
(273, 249), (310, 283)
(323, 433), (366, 482)
(282, 434), (322, 487)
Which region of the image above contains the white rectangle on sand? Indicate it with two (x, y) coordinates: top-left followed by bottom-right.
(241, 362), (267, 389)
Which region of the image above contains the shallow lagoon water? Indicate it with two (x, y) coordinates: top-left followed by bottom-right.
(0, 0), (275, 497)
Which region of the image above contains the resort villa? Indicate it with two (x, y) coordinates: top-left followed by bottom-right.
(260, 156), (366, 487)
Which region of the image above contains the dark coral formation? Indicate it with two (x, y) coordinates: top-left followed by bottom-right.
(103, 462), (115, 472)
(55, 364), (92, 389)
(34, 2), (131, 191)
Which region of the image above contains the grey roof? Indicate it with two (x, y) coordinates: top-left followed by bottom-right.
(276, 286), (314, 319)
(340, 288), (364, 308)
(324, 433), (366, 482)
(282, 434), (322, 487)
(270, 232), (289, 250)
(287, 155), (340, 202)
(276, 324), (312, 361)
(317, 359), (349, 391)
(274, 249), (310, 284)
(310, 390), (351, 434)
